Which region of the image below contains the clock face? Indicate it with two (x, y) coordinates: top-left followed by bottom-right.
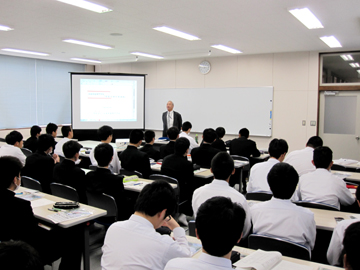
(199, 60), (211, 74)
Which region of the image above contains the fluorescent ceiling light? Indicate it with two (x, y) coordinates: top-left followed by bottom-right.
(71, 58), (101, 63)
(211, 45), (242, 54)
(320, 36), (342, 48)
(153, 26), (200, 41)
(1, 48), (49, 56)
(357, 70), (360, 74)
(349, 63), (360, 68)
(340, 54), (354, 61)
(63, 39), (112, 49)
(0, 25), (13, 31)
(130, 52), (163, 59)
(56, 0), (112, 13)
(289, 8), (323, 29)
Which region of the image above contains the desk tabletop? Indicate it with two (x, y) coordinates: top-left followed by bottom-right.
(332, 170), (360, 182)
(333, 159), (360, 169)
(151, 164), (213, 179)
(79, 140), (127, 155)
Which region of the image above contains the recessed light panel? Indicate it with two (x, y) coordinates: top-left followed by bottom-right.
(211, 45), (242, 54)
(0, 25), (13, 31)
(2, 48), (49, 56)
(340, 55), (354, 61)
(71, 58), (101, 63)
(130, 52), (163, 59)
(153, 26), (200, 41)
(63, 39), (113, 49)
(56, 0), (112, 13)
(349, 63), (360, 68)
(320, 36), (342, 48)
(289, 8), (324, 29)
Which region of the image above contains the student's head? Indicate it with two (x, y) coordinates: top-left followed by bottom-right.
(144, 130), (155, 143)
(268, 138), (288, 160)
(239, 128), (249, 138)
(63, 141), (82, 159)
(203, 128), (217, 143)
(167, 127), (179, 140)
(5, 131), (23, 147)
(37, 134), (55, 153)
(94, 143), (113, 167)
(313, 146), (332, 169)
(61, 126), (73, 138)
(267, 163), (298, 199)
(196, 197), (246, 257)
(306, 136), (323, 149)
(182, 121), (192, 132)
(0, 241), (43, 270)
(30, 125), (41, 138)
(343, 221), (360, 270)
(211, 152), (235, 180)
(46, 123), (58, 138)
(134, 180), (176, 222)
(129, 129), (144, 144)
(97, 125), (113, 141)
(174, 137), (190, 156)
(0, 156), (23, 190)
(166, 100), (174, 112)
(216, 127), (226, 139)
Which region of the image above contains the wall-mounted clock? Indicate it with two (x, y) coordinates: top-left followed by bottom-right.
(199, 60), (211, 75)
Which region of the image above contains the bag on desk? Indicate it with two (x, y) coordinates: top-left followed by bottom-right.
(53, 201), (79, 210)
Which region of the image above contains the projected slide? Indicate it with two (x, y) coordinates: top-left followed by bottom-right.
(80, 79), (137, 122)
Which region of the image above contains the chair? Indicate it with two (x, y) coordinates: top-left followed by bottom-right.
(21, 176), (42, 191)
(0, 138), (5, 142)
(231, 155), (250, 190)
(248, 234), (310, 260)
(89, 165), (98, 171)
(188, 220), (196, 237)
(120, 169), (143, 178)
(86, 191), (118, 225)
(331, 164), (348, 172)
(50, 182), (79, 202)
(294, 201), (339, 211)
(246, 192), (273, 201)
(21, 148), (32, 157)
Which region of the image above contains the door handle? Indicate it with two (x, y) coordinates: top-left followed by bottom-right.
(356, 136), (360, 140)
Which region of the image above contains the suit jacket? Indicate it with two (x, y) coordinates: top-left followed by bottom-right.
(160, 141), (176, 159)
(23, 136), (38, 153)
(162, 111), (182, 137)
(120, 145), (151, 178)
(211, 138), (227, 152)
(191, 143), (220, 169)
(229, 137), (260, 159)
(53, 159), (87, 203)
(139, 144), (160, 161)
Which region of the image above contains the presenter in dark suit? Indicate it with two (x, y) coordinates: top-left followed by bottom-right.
(162, 100), (182, 137)
(191, 128), (220, 169)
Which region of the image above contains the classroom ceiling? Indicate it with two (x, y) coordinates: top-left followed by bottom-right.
(0, 0), (359, 65)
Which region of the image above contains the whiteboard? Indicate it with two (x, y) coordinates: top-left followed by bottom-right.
(145, 87), (273, 137)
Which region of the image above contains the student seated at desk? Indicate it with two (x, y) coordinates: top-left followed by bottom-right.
(120, 129), (152, 178)
(192, 152), (251, 237)
(297, 146), (355, 210)
(179, 121), (199, 153)
(139, 130), (161, 161)
(165, 197), (246, 270)
(211, 127), (227, 152)
(247, 138), (288, 194)
(229, 128), (260, 159)
(54, 125), (73, 157)
(45, 122), (58, 150)
(101, 180), (191, 270)
(89, 125), (121, 174)
(342, 221), (360, 270)
(251, 163), (316, 253)
(160, 127), (179, 159)
(23, 125), (41, 153)
(191, 128), (220, 169)
(0, 130), (27, 166)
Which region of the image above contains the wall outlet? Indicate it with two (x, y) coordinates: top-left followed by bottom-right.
(310, 121), (316, 126)
(302, 120), (306, 126)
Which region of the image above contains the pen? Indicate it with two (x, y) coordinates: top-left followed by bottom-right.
(133, 183), (142, 186)
(48, 208), (59, 212)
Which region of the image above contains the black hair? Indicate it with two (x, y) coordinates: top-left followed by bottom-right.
(94, 143), (113, 167)
(182, 121), (192, 132)
(129, 129), (144, 144)
(268, 138), (288, 159)
(97, 125), (113, 141)
(167, 127), (179, 140)
(174, 137), (190, 155)
(63, 141), (82, 159)
(211, 152), (234, 180)
(306, 136), (323, 148)
(61, 126), (72, 137)
(267, 163), (298, 199)
(134, 180), (176, 217)
(37, 134), (55, 152)
(5, 131), (23, 145)
(203, 128), (217, 143)
(144, 130), (155, 143)
(46, 123), (58, 135)
(30, 126), (41, 138)
(343, 221), (360, 270)
(196, 197), (246, 257)
(0, 156), (23, 189)
(313, 146), (332, 169)
(239, 128), (249, 138)
(216, 127), (225, 139)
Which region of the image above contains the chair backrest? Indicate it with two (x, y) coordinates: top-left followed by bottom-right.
(188, 220), (196, 237)
(294, 201), (339, 211)
(86, 191), (117, 220)
(21, 176), (42, 191)
(89, 165), (98, 171)
(246, 192), (273, 201)
(0, 138), (5, 142)
(149, 174), (178, 185)
(120, 169), (143, 178)
(50, 182), (79, 202)
(21, 148), (32, 157)
(331, 164), (348, 172)
(248, 234), (310, 260)
(231, 155), (250, 171)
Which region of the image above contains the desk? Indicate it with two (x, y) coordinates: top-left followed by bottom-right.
(151, 164), (213, 179)
(332, 170), (360, 183)
(333, 159), (360, 170)
(79, 140), (127, 157)
(124, 178), (177, 192)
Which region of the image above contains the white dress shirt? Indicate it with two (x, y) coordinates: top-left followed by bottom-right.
(192, 179), (251, 237)
(101, 215), (191, 270)
(251, 197), (316, 251)
(298, 168), (355, 210)
(284, 147), (315, 176)
(90, 146), (121, 174)
(327, 219), (360, 265)
(0, 144), (26, 166)
(247, 158), (279, 193)
(179, 131), (199, 153)
(168, 110), (174, 129)
(54, 137), (70, 157)
(165, 252), (233, 270)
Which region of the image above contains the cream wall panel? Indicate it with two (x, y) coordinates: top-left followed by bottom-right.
(175, 58), (205, 88)
(130, 62), (157, 89)
(306, 90), (319, 139)
(238, 54), (274, 87)
(204, 56), (237, 88)
(156, 61), (176, 89)
(308, 52), (319, 91)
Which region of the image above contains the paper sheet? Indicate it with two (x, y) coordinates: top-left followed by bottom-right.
(31, 198), (56, 208)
